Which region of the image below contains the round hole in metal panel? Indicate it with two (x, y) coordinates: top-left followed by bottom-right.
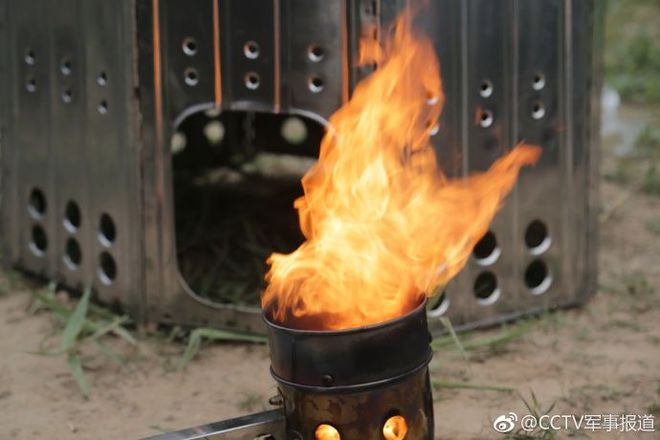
(182, 37), (198, 56)
(61, 89), (73, 104)
(30, 225), (48, 256)
(204, 120), (225, 146)
(473, 271), (500, 305)
(315, 424), (340, 440)
(98, 251), (117, 285)
(307, 44), (324, 62)
(532, 72), (546, 91)
(524, 259), (552, 295)
(64, 238), (82, 269)
(25, 77), (37, 93)
(383, 415), (408, 440)
(472, 230), (501, 265)
(60, 58), (72, 75)
(531, 101), (546, 120)
(281, 116), (308, 145)
(28, 188), (46, 219)
(524, 219), (551, 255)
(184, 68), (199, 87)
(243, 40), (260, 59)
(99, 213), (116, 246)
(97, 71), (108, 86)
(479, 109), (493, 128)
(479, 79), (493, 98)
(308, 76), (324, 93)
(244, 72), (260, 90)
(64, 200), (81, 232)
(24, 48), (36, 65)
(97, 100), (108, 115)
(427, 290), (450, 318)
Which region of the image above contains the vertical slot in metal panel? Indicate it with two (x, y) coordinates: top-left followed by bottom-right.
(219, 0), (276, 112)
(50, 0), (88, 287)
(282, 0), (346, 120)
(12, 0), (56, 276)
(462, 0), (516, 322)
(516, 0), (563, 307)
(82, 0), (141, 307)
(162, 0), (216, 122)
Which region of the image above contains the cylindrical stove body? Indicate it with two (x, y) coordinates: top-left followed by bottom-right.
(265, 302), (434, 439)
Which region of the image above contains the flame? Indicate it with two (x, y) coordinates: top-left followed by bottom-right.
(263, 12), (540, 330)
(383, 415), (408, 440)
(315, 424), (341, 440)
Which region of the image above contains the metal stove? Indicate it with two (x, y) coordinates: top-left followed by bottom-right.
(146, 301), (433, 440)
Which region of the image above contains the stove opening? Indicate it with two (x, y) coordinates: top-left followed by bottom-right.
(383, 415), (408, 440)
(315, 423), (341, 440)
(171, 109), (324, 306)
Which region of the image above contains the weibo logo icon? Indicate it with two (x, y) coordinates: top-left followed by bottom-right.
(493, 412), (518, 433)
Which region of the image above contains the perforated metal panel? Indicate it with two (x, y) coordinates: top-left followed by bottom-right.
(0, 0), (142, 312)
(0, 0), (603, 333)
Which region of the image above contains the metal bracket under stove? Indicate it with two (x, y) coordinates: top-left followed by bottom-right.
(143, 410), (285, 440)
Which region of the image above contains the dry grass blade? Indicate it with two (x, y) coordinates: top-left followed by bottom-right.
(438, 317), (468, 360)
(431, 379), (514, 393)
(177, 328), (267, 371)
(433, 321), (533, 354)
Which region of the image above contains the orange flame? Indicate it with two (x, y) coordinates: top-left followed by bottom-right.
(263, 12), (540, 330)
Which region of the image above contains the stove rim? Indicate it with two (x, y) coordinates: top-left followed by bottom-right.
(268, 351), (433, 394)
(262, 296), (428, 335)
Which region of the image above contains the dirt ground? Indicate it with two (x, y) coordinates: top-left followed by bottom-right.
(0, 99), (659, 439)
(2, 2), (660, 438)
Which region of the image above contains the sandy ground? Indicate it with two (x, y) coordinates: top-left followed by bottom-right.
(1, 106), (659, 440)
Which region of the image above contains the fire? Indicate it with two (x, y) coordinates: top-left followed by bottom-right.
(263, 12), (540, 330)
(315, 424), (341, 440)
(383, 415), (408, 440)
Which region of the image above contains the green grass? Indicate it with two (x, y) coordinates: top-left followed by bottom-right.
(605, 124), (660, 199)
(635, 125), (660, 156)
(605, 0), (660, 107)
(177, 327), (267, 371)
(29, 283), (137, 398)
(431, 379), (514, 393)
(647, 219), (660, 235)
(11, 272), (269, 396)
(432, 318), (534, 356)
(622, 272), (654, 297)
(642, 163), (660, 195)
(429, 318), (535, 397)
(604, 272), (659, 313)
(0, 270), (20, 296)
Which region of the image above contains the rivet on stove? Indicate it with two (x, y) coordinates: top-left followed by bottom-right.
(321, 374), (334, 387)
(268, 394), (283, 406)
